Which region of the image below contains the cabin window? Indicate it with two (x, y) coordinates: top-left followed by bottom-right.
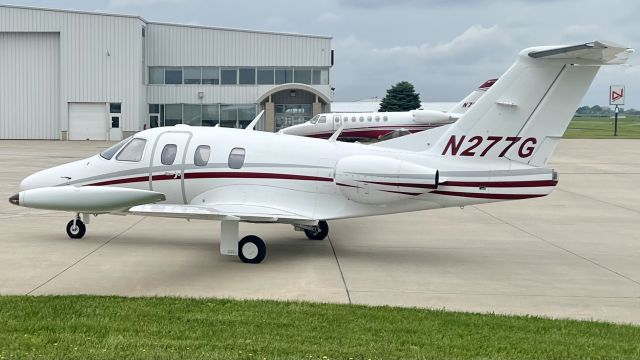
(100, 137), (131, 160)
(116, 138), (147, 162)
(343, 116), (348, 122)
(351, 117), (356, 122)
(161, 144), (177, 165)
(367, 116), (372, 122)
(375, 116), (380, 122)
(318, 116), (326, 123)
(359, 116), (364, 122)
(228, 147), (246, 169)
(383, 116), (388, 121)
(334, 116), (340, 123)
(194, 145), (211, 166)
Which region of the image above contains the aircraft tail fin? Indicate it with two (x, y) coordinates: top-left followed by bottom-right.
(431, 40), (632, 166)
(447, 78), (497, 115)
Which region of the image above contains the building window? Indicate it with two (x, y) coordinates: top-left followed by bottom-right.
(111, 116), (120, 128)
(183, 67), (202, 84)
(202, 67), (219, 84)
(165, 67), (182, 84)
(220, 104), (238, 127)
(275, 69), (293, 84)
(320, 69), (329, 85)
(149, 67), (164, 84)
(149, 104), (160, 114)
(237, 105), (256, 129)
(183, 104), (202, 126)
(294, 69), (312, 84)
(257, 68), (274, 85)
(116, 138), (146, 162)
(238, 68), (256, 85)
(312, 69), (321, 85)
(202, 104), (219, 127)
(194, 145), (211, 166)
(228, 147), (246, 169)
(221, 68), (237, 85)
(161, 144), (177, 165)
(164, 104), (182, 126)
(109, 103), (121, 113)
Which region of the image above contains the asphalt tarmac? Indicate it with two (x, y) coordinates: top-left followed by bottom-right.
(1, 139), (639, 324)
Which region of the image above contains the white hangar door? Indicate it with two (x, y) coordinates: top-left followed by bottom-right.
(0, 32), (60, 139)
(68, 103), (108, 140)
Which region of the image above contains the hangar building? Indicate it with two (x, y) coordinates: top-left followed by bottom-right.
(0, 5), (333, 140)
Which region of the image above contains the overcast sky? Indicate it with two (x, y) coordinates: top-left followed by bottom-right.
(7, 0), (640, 108)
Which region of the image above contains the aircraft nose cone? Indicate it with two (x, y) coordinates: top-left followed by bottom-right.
(8, 193), (19, 206)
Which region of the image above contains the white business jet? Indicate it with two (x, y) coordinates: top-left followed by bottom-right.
(279, 79), (496, 140)
(10, 41), (631, 264)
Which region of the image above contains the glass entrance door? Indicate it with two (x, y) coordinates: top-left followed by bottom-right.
(274, 104), (312, 131)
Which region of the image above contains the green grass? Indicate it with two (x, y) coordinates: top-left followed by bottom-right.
(0, 296), (639, 359)
(564, 116), (640, 139)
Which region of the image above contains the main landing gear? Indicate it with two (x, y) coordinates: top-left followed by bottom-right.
(219, 220), (330, 264)
(65, 214), (88, 239)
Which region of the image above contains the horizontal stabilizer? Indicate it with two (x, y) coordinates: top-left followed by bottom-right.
(528, 41), (633, 65)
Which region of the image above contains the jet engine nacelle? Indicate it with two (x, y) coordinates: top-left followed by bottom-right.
(334, 155), (438, 205)
(411, 110), (453, 124)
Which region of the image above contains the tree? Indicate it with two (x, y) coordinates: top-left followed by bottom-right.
(378, 81), (421, 112)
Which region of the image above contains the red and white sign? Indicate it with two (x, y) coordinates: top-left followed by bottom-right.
(610, 85), (625, 106)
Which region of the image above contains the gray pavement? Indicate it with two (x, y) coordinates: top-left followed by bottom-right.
(1, 139), (639, 324)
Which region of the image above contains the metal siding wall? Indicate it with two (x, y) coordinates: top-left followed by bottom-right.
(0, 6), (146, 138)
(0, 32), (59, 139)
(146, 24), (332, 67)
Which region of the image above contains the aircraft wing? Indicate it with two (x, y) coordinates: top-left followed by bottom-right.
(127, 203), (318, 225)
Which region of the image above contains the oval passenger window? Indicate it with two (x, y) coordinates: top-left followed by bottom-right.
(161, 144), (177, 165)
(228, 147), (246, 169)
(194, 145), (211, 166)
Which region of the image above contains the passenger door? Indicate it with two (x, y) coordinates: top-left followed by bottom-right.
(149, 131), (192, 204)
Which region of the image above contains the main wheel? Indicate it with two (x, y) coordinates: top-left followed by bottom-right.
(66, 219), (86, 239)
(304, 220), (329, 240)
(238, 235), (266, 264)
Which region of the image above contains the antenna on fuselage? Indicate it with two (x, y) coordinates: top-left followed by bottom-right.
(245, 110), (265, 131)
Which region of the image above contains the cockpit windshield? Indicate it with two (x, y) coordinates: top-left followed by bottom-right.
(99, 137), (131, 160)
(309, 115), (320, 124)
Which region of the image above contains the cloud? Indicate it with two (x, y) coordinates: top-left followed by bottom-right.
(317, 11), (342, 23)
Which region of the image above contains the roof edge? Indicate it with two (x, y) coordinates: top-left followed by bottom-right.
(0, 4), (332, 39)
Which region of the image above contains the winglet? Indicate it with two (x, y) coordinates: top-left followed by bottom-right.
(245, 110), (265, 131)
(328, 124), (344, 142)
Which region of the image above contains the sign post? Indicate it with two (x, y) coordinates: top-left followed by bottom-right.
(610, 85), (625, 136)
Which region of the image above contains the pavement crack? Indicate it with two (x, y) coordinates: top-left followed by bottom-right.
(555, 187), (640, 214)
(327, 234), (351, 304)
(25, 217), (146, 295)
(474, 206), (640, 288)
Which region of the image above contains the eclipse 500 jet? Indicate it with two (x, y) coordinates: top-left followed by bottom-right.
(279, 79), (497, 140)
(10, 41), (632, 264)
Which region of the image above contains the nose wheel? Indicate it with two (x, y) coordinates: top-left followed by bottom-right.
(66, 217), (86, 239)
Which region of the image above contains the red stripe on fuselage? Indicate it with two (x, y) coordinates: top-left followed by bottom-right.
(441, 180), (558, 188)
(88, 171), (333, 186)
(431, 190), (546, 200)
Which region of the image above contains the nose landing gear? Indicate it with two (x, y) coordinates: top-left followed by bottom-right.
(66, 215), (86, 239)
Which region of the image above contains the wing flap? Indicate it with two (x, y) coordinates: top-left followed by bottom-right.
(128, 203), (317, 225)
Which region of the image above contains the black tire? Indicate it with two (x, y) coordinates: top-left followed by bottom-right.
(238, 235), (266, 264)
(304, 220), (329, 240)
(66, 219), (86, 239)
